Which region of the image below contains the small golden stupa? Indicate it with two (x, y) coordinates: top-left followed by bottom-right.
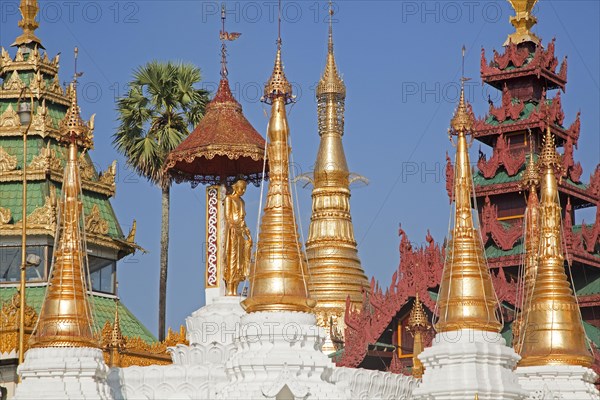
(435, 80), (502, 334)
(517, 127), (593, 367)
(30, 79), (97, 348)
(242, 34), (314, 313)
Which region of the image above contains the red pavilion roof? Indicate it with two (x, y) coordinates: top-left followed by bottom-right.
(165, 78), (267, 186)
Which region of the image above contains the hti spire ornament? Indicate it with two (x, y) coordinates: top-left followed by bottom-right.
(306, 0), (368, 341)
(31, 54), (97, 348)
(505, 0), (541, 45)
(518, 127), (593, 367)
(11, 0), (43, 48)
(242, 2), (314, 313)
(435, 64), (502, 333)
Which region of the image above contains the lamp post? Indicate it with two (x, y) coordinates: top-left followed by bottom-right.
(16, 86), (35, 366)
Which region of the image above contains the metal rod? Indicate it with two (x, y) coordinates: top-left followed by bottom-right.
(17, 86), (35, 369)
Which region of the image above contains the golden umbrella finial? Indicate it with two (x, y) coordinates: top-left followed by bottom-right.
(518, 127), (593, 367)
(262, 0), (293, 104)
(505, 0), (540, 45)
(242, 0), (314, 313)
(11, 0), (44, 48)
(316, 1), (346, 98)
(30, 78), (97, 348)
(436, 49), (502, 333)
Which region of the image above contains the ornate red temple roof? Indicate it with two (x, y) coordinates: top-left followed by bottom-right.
(165, 78), (267, 186)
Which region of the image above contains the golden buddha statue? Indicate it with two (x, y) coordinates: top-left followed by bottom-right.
(223, 179), (252, 296)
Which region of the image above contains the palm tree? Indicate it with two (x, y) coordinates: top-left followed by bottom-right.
(113, 61), (209, 341)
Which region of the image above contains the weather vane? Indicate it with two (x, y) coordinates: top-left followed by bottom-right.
(219, 3), (241, 78)
(461, 45), (470, 84)
(73, 47), (83, 83)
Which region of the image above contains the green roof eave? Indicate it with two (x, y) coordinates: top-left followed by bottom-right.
(0, 285), (156, 343)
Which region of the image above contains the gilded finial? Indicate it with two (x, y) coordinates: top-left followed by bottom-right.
(407, 294), (430, 379)
(59, 49), (94, 149)
(505, 0), (541, 45)
(262, 0), (293, 104)
(408, 293), (430, 330)
(518, 127), (593, 367)
(539, 125), (561, 170)
(436, 54), (502, 333)
(316, 1), (346, 98)
(450, 47), (474, 134)
(521, 130), (540, 189)
(11, 0), (44, 49)
(110, 299), (124, 349)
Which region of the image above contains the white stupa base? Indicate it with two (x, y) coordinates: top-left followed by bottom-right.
(217, 311), (349, 399)
(516, 365), (600, 399)
(14, 347), (112, 400)
(412, 329), (528, 400)
(330, 367), (417, 399)
(181, 295), (246, 364)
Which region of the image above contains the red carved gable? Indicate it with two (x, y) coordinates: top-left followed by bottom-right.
(480, 196), (523, 250)
(338, 229), (444, 368)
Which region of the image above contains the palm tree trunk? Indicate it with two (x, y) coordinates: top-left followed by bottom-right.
(158, 185), (170, 341)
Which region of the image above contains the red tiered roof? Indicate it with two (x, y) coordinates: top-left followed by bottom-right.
(165, 78), (267, 186)
(481, 39), (567, 91)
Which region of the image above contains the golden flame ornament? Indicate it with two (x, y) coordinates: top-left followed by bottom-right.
(11, 0), (43, 48)
(435, 82), (502, 334)
(242, 39), (314, 313)
(506, 0), (541, 45)
(518, 127), (593, 367)
(30, 80), (97, 348)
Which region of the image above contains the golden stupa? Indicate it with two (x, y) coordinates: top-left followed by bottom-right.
(305, 3), (369, 329)
(435, 81), (502, 334)
(242, 35), (314, 313)
(514, 138), (541, 354)
(518, 127), (593, 367)
(30, 79), (97, 348)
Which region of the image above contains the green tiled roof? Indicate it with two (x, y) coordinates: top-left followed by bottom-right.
(485, 242), (524, 258)
(584, 321), (600, 347)
(0, 286), (155, 343)
(484, 101), (538, 126)
(0, 181), (48, 221)
(499, 321), (600, 349)
(577, 276), (600, 296)
(0, 180), (123, 238)
(0, 135), (124, 238)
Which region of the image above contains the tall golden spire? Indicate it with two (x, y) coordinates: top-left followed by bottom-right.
(518, 127), (593, 367)
(505, 0), (540, 45)
(31, 66), (97, 348)
(243, 6), (313, 313)
(435, 76), (502, 333)
(407, 294), (430, 379)
(306, 0), (368, 333)
(514, 135), (540, 354)
(11, 0), (44, 49)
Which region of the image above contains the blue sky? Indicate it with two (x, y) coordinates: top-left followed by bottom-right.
(1, 0), (599, 337)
